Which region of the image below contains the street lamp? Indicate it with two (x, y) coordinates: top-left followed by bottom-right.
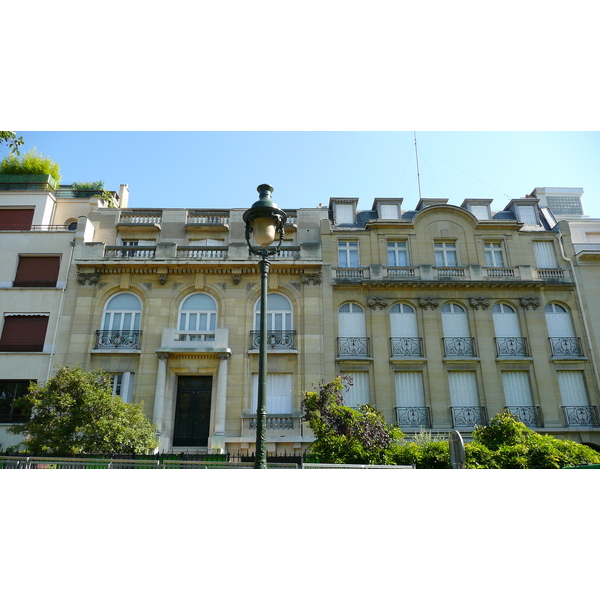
(243, 184), (287, 469)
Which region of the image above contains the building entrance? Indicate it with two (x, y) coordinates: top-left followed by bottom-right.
(173, 376), (213, 446)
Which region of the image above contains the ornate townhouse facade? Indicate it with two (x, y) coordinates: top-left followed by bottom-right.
(1, 179), (600, 454)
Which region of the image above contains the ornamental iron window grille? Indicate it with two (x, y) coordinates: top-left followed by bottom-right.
(250, 330), (296, 350)
(505, 405), (543, 428)
(95, 330), (142, 349)
(451, 406), (487, 428)
(495, 337), (530, 357)
(395, 406), (431, 429)
(390, 337), (423, 357)
(443, 337), (477, 357)
(549, 337), (584, 357)
(562, 405), (600, 427)
(337, 337), (370, 357)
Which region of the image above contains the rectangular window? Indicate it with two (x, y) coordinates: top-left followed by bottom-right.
(0, 380), (33, 423)
(251, 374), (293, 413)
(533, 241), (557, 268)
(470, 205), (490, 220)
(557, 371), (589, 407)
(448, 371), (479, 407)
(502, 371), (533, 406)
(342, 372), (370, 408)
(0, 209), (34, 231)
(13, 256), (61, 287)
(387, 241), (408, 267)
(484, 242), (505, 267)
(434, 241), (458, 267)
(379, 204), (399, 219)
(338, 240), (359, 267)
(517, 205), (538, 226)
(110, 372), (135, 403)
(334, 204), (355, 225)
(395, 371), (425, 408)
(0, 315), (49, 352)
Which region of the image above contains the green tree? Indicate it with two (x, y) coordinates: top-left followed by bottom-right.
(0, 147), (61, 184)
(0, 131), (24, 154)
(466, 410), (600, 469)
(8, 366), (158, 455)
(301, 376), (405, 464)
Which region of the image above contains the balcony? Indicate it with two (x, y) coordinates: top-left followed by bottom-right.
(396, 407), (431, 429)
(157, 328), (230, 355)
(105, 246), (156, 258)
(116, 213), (162, 233)
(390, 337), (424, 357)
(177, 246), (228, 259)
(505, 405), (543, 427)
(562, 405), (599, 427)
(249, 330), (296, 351)
(443, 337), (477, 358)
(186, 213), (230, 226)
(434, 266), (467, 278)
(241, 414), (304, 437)
(333, 267), (370, 280)
(450, 406), (487, 428)
(549, 337), (584, 358)
(495, 337), (530, 358)
(337, 337), (370, 358)
(95, 330), (142, 350)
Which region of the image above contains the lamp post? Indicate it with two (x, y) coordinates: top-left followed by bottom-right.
(243, 184), (287, 468)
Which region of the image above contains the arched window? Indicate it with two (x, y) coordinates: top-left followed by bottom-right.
(102, 293), (142, 331)
(254, 293), (293, 331)
(338, 302), (368, 356)
(441, 303), (474, 357)
(493, 303), (527, 357)
(545, 303), (582, 357)
(178, 293), (217, 341)
(390, 303), (421, 357)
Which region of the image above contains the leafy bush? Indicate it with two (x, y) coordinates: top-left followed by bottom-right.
(0, 147), (61, 184)
(467, 410), (600, 469)
(302, 376), (404, 465)
(8, 366), (158, 455)
(71, 180), (105, 196)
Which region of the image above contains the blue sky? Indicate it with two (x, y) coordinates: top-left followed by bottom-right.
(4, 131), (600, 216)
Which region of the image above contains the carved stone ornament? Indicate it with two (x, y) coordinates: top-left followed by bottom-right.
(521, 296), (541, 310)
(368, 296), (388, 310)
(469, 297), (490, 310)
(232, 274), (242, 285)
(158, 274), (168, 285)
(418, 296), (439, 310)
(301, 271), (322, 285)
(76, 272), (99, 285)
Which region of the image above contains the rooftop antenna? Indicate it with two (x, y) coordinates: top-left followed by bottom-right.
(414, 132), (423, 200)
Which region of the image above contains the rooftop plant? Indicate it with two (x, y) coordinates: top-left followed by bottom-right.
(0, 147), (61, 184)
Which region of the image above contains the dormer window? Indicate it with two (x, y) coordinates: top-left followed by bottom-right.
(372, 198), (403, 220)
(517, 205), (538, 226)
(329, 198), (358, 225)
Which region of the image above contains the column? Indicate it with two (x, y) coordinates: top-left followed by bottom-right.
(153, 352), (169, 450)
(211, 352), (230, 452)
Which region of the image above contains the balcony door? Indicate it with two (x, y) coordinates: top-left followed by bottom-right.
(173, 376), (213, 447)
(544, 303), (575, 338)
(441, 303), (469, 337)
(102, 293), (142, 330)
(254, 293), (292, 331)
(390, 303), (418, 337)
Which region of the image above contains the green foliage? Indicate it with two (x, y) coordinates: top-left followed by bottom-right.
(0, 147), (61, 184)
(0, 131), (24, 155)
(8, 366), (158, 455)
(302, 376), (404, 465)
(71, 180), (117, 207)
(466, 409), (600, 469)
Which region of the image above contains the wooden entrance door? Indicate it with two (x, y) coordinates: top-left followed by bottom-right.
(173, 376), (213, 446)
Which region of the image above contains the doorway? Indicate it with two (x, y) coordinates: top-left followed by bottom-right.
(173, 376), (213, 446)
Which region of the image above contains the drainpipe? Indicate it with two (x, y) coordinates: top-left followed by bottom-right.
(557, 227), (600, 397)
(46, 235), (77, 381)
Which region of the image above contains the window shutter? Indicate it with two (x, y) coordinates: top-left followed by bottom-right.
(14, 256), (60, 287)
(448, 372), (479, 407)
(557, 371), (589, 407)
(342, 372), (370, 407)
(533, 242), (557, 268)
(395, 372), (425, 408)
(502, 371), (533, 407)
(379, 204), (399, 219)
(0, 209), (34, 230)
(0, 315), (49, 351)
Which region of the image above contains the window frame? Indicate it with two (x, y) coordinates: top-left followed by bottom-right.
(387, 240), (409, 267)
(338, 240), (360, 268)
(434, 240), (459, 267)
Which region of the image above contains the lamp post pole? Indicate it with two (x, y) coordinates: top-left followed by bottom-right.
(243, 184), (287, 469)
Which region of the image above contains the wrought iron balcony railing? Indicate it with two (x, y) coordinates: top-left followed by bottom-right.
(450, 406), (487, 428)
(549, 337), (584, 357)
(505, 405), (543, 428)
(495, 337), (530, 357)
(562, 405), (600, 427)
(250, 330), (296, 350)
(95, 330), (142, 350)
(337, 337), (370, 357)
(395, 406), (431, 429)
(443, 337), (477, 357)
(390, 337), (424, 357)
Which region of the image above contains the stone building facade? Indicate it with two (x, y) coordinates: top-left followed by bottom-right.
(2, 180), (599, 453)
